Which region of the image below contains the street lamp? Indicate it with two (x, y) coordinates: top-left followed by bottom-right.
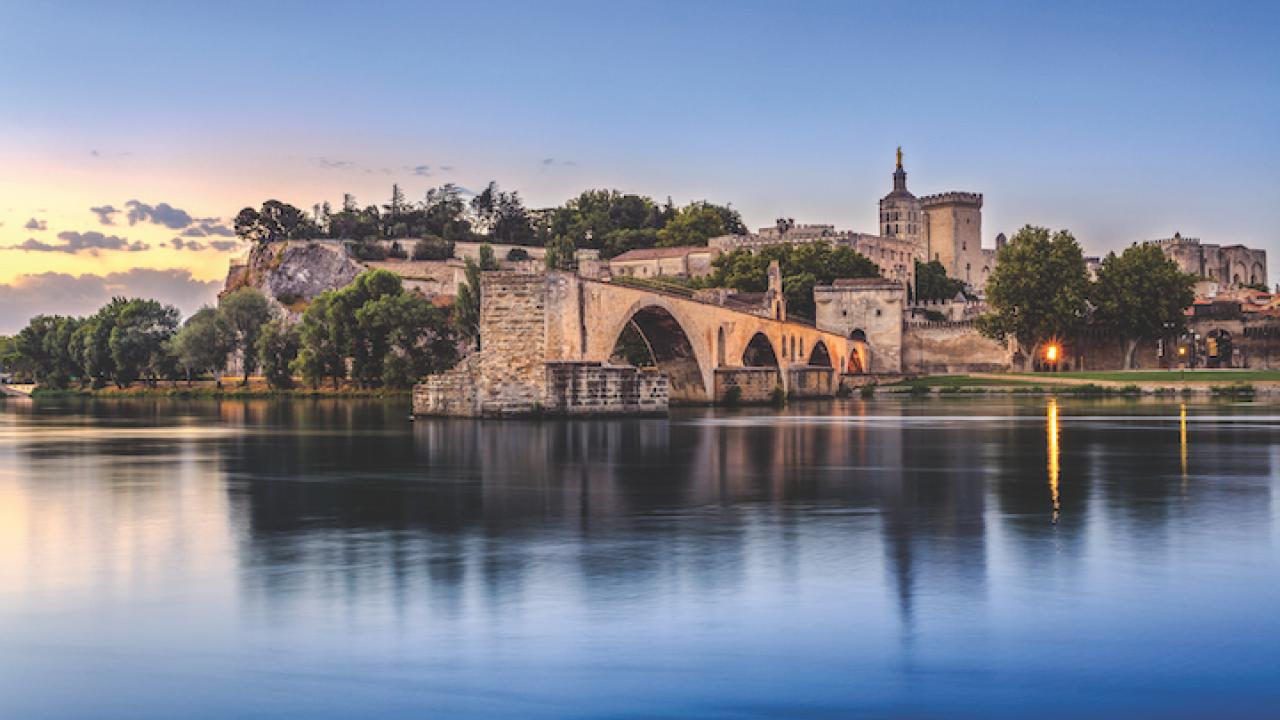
(1043, 342), (1061, 372)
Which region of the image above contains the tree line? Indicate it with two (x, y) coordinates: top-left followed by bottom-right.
(234, 184), (746, 261)
(977, 226), (1196, 369)
(5, 269), (459, 391)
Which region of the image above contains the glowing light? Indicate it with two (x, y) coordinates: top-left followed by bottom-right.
(1045, 343), (1060, 363)
(1178, 346), (1187, 357)
(1179, 403), (1188, 483)
(1048, 398), (1060, 523)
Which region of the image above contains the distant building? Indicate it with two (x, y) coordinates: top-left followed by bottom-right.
(709, 148), (995, 294)
(879, 148), (995, 293)
(608, 246), (721, 278)
(710, 226), (915, 287)
(1153, 232), (1266, 288)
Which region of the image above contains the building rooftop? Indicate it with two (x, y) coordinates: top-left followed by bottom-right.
(827, 277), (903, 289)
(611, 246), (719, 261)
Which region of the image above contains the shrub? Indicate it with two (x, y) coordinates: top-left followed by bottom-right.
(835, 383), (852, 398)
(1210, 383), (1255, 397)
(859, 384), (876, 399)
(412, 236), (454, 261)
(507, 248), (531, 261)
(345, 241), (387, 261)
(722, 386), (742, 406)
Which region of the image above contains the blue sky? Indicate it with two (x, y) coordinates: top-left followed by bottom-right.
(0, 1), (1277, 329)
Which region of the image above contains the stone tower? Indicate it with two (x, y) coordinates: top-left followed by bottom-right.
(920, 191), (985, 287)
(765, 259), (786, 321)
(879, 147), (923, 258)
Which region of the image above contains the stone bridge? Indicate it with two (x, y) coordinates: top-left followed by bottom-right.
(415, 268), (893, 417)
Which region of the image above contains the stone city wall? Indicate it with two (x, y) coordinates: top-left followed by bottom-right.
(901, 322), (1009, 374)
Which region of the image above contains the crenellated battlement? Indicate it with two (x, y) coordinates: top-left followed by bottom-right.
(1154, 234), (1201, 246)
(919, 191), (983, 208)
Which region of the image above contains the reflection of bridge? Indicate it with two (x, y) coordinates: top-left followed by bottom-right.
(415, 267), (888, 416)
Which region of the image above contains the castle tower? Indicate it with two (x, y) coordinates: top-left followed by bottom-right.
(920, 191), (984, 288)
(879, 147), (923, 259)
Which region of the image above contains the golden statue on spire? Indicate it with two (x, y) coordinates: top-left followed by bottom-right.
(896, 146), (903, 169)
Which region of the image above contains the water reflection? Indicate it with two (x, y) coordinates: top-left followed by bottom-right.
(1, 397), (1279, 719)
(1181, 402), (1189, 483)
(1048, 398), (1060, 523)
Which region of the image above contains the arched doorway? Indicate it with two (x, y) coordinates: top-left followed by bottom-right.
(809, 340), (832, 368)
(848, 329), (868, 373)
(742, 332), (779, 367)
(609, 305), (706, 402)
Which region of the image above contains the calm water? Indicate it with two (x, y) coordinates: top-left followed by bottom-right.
(1, 397), (1278, 719)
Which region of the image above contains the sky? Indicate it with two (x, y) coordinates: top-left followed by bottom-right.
(1, 0), (1277, 333)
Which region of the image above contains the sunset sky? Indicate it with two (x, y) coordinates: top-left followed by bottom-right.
(2, 0), (1277, 332)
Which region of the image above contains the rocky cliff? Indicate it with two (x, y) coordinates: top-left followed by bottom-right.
(222, 241), (363, 314)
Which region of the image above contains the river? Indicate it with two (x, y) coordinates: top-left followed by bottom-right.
(1, 397), (1277, 718)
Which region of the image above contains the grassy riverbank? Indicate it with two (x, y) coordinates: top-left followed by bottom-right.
(880, 369), (1273, 397)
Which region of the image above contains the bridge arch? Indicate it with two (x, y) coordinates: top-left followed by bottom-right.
(604, 299), (712, 403)
(742, 332), (780, 367)
(809, 340), (832, 368)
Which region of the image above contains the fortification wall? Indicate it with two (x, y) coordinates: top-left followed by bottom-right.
(902, 322), (1009, 374)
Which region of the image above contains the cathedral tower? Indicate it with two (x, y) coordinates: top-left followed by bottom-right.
(879, 147), (923, 259)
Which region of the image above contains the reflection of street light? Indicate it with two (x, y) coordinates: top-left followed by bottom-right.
(1178, 345), (1187, 382)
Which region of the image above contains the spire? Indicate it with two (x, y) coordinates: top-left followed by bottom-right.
(892, 147), (908, 194)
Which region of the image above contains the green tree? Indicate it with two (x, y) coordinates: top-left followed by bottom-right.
(72, 298), (129, 387)
(256, 319), (300, 389)
(471, 182), (536, 245)
(455, 245), (499, 343)
(705, 242), (880, 319)
(544, 234), (577, 271)
(14, 315), (82, 388)
(976, 225), (1090, 370)
(108, 300), (179, 387)
(1091, 242), (1196, 368)
(171, 306), (234, 386)
(357, 292), (458, 387)
(657, 202), (730, 247)
(219, 288), (274, 384)
(914, 259), (967, 301)
(234, 200), (316, 244)
(292, 293), (345, 389)
(548, 189), (664, 257)
(422, 184), (474, 241)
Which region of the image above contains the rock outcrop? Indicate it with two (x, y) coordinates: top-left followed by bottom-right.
(222, 241), (363, 314)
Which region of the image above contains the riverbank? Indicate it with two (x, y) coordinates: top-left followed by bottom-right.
(23, 379), (410, 399)
(874, 370), (1280, 398)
